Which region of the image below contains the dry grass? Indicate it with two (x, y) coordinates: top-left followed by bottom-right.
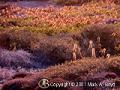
(41, 57), (120, 80)
(1, 56), (120, 90)
(1, 2), (120, 35)
(54, 0), (120, 5)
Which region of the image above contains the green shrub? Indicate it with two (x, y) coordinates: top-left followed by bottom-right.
(0, 30), (39, 51)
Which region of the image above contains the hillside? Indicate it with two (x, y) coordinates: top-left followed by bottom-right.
(0, 0), (120, 90)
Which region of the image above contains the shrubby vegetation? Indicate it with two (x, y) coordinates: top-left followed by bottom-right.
(54, 0), (120, 5)
(0, 24), (120, 66)
(0, 30), (39, 51)
(74, 25), (120, 55)
(1, 56), (120, 90)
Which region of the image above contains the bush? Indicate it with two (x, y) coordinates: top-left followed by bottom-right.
(0, 48), (48, 69)
(54, 0), (80, 5)
(73, 25), (120, 55)
(0, 49), (32, 68)
(0, 30), (39, 51)
(32, 35), (76, 65)
(54, 0), (120, 5)
(0, 30), (78, 66)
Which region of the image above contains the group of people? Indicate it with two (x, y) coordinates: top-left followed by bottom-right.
(72, 36), (111, 60)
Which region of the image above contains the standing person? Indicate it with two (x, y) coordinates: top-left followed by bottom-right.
(100, 48), (111, 58)
(111, 32), (118, 54)
(72, 43), (78, 61)
(72, 43), (82, 61)
(96, 36), (101, 44)
(88, 40), (94, 49)
(92, 48), (96, 58)
(100, 48), (107, 58)
(96, 36), (102, 58)
(77, 46), (83, 59)
(88, 40), (96, 58)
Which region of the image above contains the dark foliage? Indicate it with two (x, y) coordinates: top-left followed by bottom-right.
(73, 25), (120, 55)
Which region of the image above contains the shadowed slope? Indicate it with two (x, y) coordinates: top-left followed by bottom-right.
(1, 56), (120, 90)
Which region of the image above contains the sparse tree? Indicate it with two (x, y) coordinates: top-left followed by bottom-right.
(88, 40), (96, 58)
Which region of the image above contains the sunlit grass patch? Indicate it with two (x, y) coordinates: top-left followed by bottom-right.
(40, 56), (120, 81)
